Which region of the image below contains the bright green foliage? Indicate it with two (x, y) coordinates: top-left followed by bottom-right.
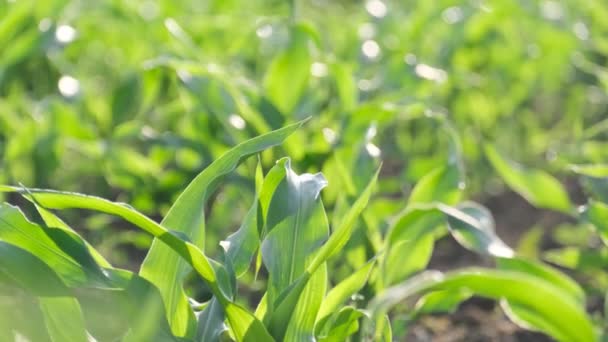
(2, 0), (608, 340)
(0, 122), (600, 341)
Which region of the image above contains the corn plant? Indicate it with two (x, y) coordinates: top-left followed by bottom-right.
(0, 120), (599, 341)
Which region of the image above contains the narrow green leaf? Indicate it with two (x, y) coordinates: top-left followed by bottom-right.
(316, 260), (375, 332)
(308, 167), (380, 272)
(484, 144), (572, 214)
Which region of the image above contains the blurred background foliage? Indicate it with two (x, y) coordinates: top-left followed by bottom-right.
(1, 0), (608, 281)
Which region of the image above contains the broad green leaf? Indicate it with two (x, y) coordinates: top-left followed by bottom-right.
(260, 158), (329, 341)
(315, 260), (375, 333)
(0, 187), (269, 342)
(39, 296), (88, 342)
(0, 204), (108, 287)
(484, 144), (572, 214)
(407, 164), (462, 206)
(264, 23), (313, 114)
(369, 269), (595, 341)
(443, 202), (514, 258)
(0, 241), (68, 297)
(317, 307), (363, 342)
(581, 200), (608, 246)
(139, 120), (305, 337)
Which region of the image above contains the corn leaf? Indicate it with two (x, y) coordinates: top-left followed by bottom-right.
(484, 144), (572, 214)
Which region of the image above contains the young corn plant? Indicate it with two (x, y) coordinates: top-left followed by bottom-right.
(0, 121), (597, 341)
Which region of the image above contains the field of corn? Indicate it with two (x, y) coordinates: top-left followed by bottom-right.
(2, 0), (608, 341)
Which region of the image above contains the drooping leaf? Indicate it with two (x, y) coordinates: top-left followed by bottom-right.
(484, 144), (572, 214)
(442, 202), (514, 258)
(0, 204), (108, 288)
(369, 268), (595, 342)
(496, 257), (585, 305)
(413, 289), (472, 315)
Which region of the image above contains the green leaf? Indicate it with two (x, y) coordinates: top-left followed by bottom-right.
(496, 257), (585, 305)
(264, 23), (313, 114)
(0, 241), (68, 297)
(484, 144), (572, 214)
(315, 260), (375, 333)
(39, 297), (88, 342)
(196, 298), (227, 342)
(224, 303), (275, 342)
(413, 289), (472, 315)
(369, 269), (596, 341)
(0, 204), (108, 288)
(139, 120), (305, 337)
(308, 167), (380, 272)
(260, 158), (329, 341)
(317, 307), (363, 342)
(443, 202), (514, 258)
(407, 164), (462, 206)
(222, 198), (259, 278)
(0, 187), (269, 342)
(383, 207), (444, 287)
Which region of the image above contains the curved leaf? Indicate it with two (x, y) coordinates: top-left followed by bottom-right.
(484, 144), (572, 214)
(369, 268), (596, 342)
